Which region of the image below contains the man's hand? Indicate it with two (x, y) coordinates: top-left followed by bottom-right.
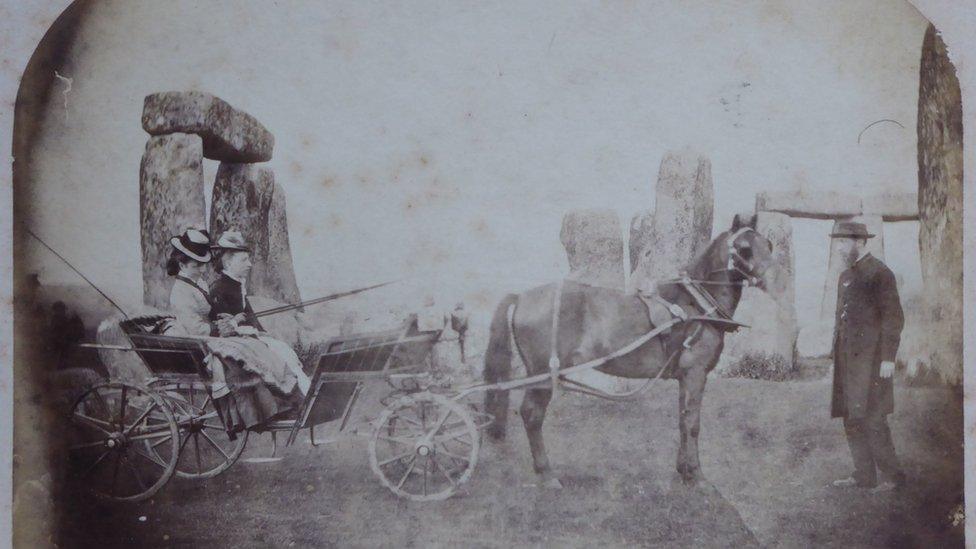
(879, 361), (895, 379)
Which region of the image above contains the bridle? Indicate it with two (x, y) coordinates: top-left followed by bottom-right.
(707, 227), (765, 288)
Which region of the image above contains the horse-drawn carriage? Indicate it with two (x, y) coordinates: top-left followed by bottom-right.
(67, 315), (491, 502)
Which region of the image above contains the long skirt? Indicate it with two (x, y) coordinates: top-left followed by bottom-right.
(211, 357), (302, 435)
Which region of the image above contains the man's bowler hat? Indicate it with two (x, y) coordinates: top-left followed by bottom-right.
(830, 221), (875, 239)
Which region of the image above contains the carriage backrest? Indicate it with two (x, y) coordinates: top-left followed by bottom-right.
(119, 320), (209, 377)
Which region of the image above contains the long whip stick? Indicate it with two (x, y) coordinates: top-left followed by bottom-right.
(250, 280), (397, 318)
(25, 228), (130, 320)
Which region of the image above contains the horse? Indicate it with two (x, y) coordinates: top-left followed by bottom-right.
(483, 214), (775, 487)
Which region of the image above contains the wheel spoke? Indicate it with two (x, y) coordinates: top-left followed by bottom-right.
(396, 456), (418, 490)
(109, 453), (121, 497)
(79, 449), (111, 478)
(374, 435), (416, 447)
(129, 430), (179, 442)
(423, 456), (429, 496)
(122, 455), (147, 492)
(91, 388), (113, 418)
(72, 413), (114, 435)
(377, 451), (414, 468)
(118, 385), (128, 427)
(433, 428), (475, 445)
(193, 434), (203, 474)
(123, 403), (158, 436)
(199, 430), (232, 461)
(69, 439), (110, 451)
(436, 447), (470, 463)
(131, 445), (169, 469)
(434, 456), (458, 487)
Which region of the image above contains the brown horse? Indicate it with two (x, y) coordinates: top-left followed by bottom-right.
(483, 214), (774, 487)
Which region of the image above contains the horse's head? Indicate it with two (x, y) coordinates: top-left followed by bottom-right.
(719, 214), (774, 290)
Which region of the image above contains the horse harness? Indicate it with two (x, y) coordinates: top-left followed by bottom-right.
(544, 227), (760, 401)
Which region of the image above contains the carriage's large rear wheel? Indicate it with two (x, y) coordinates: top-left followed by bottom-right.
(66, 382), (179, 502)
(152, 383), (248, 479)
(369, 392), (479, 501)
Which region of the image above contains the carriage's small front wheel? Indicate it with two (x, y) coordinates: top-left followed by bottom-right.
(66, 382), (179, 502)
(369, 392), (479, 501)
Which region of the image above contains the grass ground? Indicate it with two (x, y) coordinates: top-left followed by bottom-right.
(57, 376), (963, 548)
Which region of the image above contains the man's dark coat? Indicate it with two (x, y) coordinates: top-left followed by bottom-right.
(209, 273), (265, 332)
(831, 253), (904, 419)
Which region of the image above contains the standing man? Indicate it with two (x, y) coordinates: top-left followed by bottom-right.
(829, 221), (906, 492)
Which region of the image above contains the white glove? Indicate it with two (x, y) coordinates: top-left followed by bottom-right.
(879, 361), (895, 379)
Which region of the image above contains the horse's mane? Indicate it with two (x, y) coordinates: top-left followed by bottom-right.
(684, 229), (730, 279)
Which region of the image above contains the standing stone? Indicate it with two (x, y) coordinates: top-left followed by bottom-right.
(819, 215), (884, 324)
(756, 212), (796, 319)
(722, 213), (797, 369)
(560, 209), (625, 289)
(917, 24), (963, 382)
(142, 91), (274, 163)
(633, 150), (713, 291)
(210, 163), (302, 306)
(139, 133), (206, 309)
(720, 288), (795, 371)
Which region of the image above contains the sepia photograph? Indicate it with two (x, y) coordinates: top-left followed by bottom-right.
(3, 0), (971, 547)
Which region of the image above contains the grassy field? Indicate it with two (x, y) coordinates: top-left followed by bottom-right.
(57, 376), (963, 548)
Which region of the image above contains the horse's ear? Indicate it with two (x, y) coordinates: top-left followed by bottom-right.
(731, 214), (744, 231)
(749, 214), (758, 228)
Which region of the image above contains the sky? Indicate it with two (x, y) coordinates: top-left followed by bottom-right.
(21, 0), (930, 328)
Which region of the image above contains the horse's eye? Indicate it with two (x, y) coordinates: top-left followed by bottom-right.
(738, 247), (753, 260)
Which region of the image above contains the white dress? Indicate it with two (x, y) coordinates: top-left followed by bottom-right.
(167, 272), (212, 337)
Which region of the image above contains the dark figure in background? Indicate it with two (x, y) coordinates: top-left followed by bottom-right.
(829, 221), (906, 492)
(48, 301), (85, 369)
(450, 302), (468, 364)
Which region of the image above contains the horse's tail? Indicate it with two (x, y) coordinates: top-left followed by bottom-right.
(484, 292), (518, 441)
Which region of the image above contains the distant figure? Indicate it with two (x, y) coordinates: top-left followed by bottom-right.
(829, 222), (906, 492)
(450, 302), (469, 364)
(48, 301), (85, 369)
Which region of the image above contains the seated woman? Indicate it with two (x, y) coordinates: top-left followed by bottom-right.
(165, 229), (301, 434)
(166, 228), (216, 337)
(207, 231), (311, 431)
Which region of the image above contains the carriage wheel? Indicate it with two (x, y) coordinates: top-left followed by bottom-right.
(66, 382), (179, 502)
(369, 392), (479, 501)
(149, 383), (248, 479)
(152, 384), (249, 480)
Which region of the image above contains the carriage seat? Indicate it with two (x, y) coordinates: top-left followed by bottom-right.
(119, 317), (210, 378)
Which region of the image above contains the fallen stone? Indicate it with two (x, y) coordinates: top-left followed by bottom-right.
(917, 23), (963, 383)
(755, 190), (862, 220)
(210, 163), (302, 306)
(142, 91), (274, 163)
(560, 209), (625, 289)
(861, 192), (919, 221)
(139, 133), (207, 309)
(633, 150), (713, 289)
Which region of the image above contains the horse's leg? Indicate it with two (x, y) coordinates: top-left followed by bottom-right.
(521, 387), (562, 488)
(677, 363), (708, 483)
